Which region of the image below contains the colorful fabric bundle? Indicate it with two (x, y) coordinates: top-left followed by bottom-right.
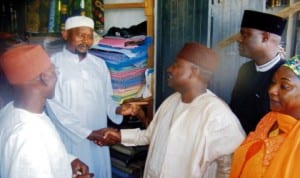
(90, 36), (152, 103)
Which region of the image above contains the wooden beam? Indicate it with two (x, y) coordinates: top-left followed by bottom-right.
(104, 2), (145, 9)
(217, 1), (300, 49)
(144, 0), (154, 67)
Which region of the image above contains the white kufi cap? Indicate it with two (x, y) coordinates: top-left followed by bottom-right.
(65, 16), (94, 30)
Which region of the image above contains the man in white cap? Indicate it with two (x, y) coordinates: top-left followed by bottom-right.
(0, 44), (93, 178)
(46, 16), (140, 178)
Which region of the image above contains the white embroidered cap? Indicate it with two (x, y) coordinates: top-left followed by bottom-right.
(65, 16), (94, 30)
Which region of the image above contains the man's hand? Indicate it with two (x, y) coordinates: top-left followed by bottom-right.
(87, 129), (105, 143)
(116, 102), (147, 116)
(71, 158), (94, 178)
(95, 128), (121, 146)
(116, 102), (150, 127)
(87, 128), (120, 146)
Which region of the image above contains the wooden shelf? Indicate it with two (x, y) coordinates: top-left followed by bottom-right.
(104, 2), (145, 9)
(104, 0), (154, 68)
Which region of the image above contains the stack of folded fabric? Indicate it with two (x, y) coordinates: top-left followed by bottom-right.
(110, 143), (148, 178)
(90, 35), (152, 103)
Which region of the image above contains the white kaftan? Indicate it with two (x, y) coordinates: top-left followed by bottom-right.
(121, 90), (245, 178)
(0, 102), (75, 178)
(48, 47), (122, 178)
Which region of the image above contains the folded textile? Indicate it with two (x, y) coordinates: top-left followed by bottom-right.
(99, 35), (146, 49)
(107, 61), (147, 72)
(91, 37), (152, 58)
(110, 67), (146, 80)
(89, 49), (147, 69)
(111, 165), (140, 178)
(112, 75), (145, 89)
(111, 144), (148, 157)
(110, 149), (147, 166)
(104, 21), (147, 38)
(112, 84), (144, 103)
(113, 85), (143, 95)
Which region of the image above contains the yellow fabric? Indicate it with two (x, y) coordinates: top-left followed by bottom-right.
(230, 112), (300, 178)
(269, 128), (279, 137)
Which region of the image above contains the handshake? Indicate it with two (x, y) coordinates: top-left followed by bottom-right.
(87, 99), (150, 146)
(87, 128), (121, 146)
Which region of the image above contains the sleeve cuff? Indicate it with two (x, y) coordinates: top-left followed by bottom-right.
(120, 128), (141, 146)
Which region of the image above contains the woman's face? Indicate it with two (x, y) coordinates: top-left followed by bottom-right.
(269, 66), (300, 118)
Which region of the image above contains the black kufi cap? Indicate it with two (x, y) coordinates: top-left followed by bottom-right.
(241, 10), (287, 36)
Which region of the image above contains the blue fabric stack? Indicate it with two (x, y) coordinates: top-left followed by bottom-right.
(90, 36), (152, 103)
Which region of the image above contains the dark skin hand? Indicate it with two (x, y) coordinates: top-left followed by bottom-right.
(95, 128), (121, 146)
(75, 174), (94, 178)
(87, 128), (120, 146)
(86, 129), (113, 146)
(117, 102), (149, 127)
(87, 129), (105, 143)
(116, 102), (145, 116)
(87, 101), (148, 146)
(71, 158), (94, 178)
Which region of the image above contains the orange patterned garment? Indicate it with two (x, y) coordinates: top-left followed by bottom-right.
(230, 112), (300, 178)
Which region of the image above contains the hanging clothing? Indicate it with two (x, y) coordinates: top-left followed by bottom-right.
(230, 55), (284, 134)
(48, 47), (123, 178)
(0, 102), (75, 178)
(121, 91), (245, 178)
(230, 112), (300, 178)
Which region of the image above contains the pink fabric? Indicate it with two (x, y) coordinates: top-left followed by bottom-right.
(99, 35), (146, 49)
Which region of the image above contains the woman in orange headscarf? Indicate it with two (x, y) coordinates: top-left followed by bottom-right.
(230, 55), (300, 178)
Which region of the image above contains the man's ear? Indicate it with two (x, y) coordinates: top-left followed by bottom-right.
(39, 72), (50, 86)
(190, 66), (200, 79)
(61, 30), (68, 40)
(262, 32), (270, 42)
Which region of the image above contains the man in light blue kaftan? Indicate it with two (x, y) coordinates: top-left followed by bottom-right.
(46, 16), (123, 178)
